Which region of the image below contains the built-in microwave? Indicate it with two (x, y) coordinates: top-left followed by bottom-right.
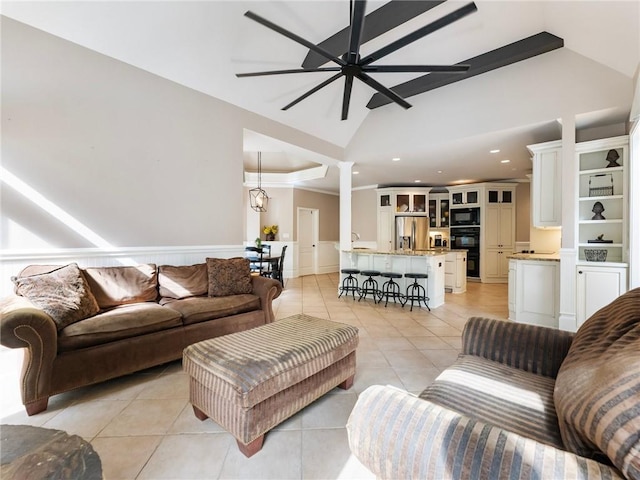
(450, 207), (480, 226)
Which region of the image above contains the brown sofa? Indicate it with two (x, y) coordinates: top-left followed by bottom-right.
(0, 260), (282, 416)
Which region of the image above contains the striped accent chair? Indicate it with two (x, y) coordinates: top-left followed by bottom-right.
(347, 288), (640, 480)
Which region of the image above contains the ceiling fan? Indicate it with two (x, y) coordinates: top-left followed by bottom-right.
(236, 0), (477, 120)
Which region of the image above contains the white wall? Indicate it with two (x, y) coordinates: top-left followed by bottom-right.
(1, 17), (343, 251)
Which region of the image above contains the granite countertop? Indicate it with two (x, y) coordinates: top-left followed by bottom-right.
(345, 249), (448, 256)
(507, 252), (560, 262)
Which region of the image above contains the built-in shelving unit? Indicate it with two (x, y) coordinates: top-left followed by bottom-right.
(575, 135), (629, 327)
(576, 137), (628, 265)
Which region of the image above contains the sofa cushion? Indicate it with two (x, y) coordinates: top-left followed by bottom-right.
(57, 302), (183, 352)
(555, 287), (640, 478)
(12, 263), (100, 331)
(420, 355), (565, 449)
(83, 264), (158, 308)
(206, 257), (252, 297)
(158, 263), (208, 299)
(161, 294), (260, 326)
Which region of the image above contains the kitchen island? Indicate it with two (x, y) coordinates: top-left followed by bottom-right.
(508, 253), (560, 328)
(340, 249), (448, 308)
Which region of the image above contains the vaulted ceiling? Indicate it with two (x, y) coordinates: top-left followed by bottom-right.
(2, 1), (638, 192)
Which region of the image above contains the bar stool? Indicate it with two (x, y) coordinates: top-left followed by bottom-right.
(358, 270), (382, 303)
(338, 268), (360, 299)
(379, 272), (404, 307)
(403, 273), (430, 312)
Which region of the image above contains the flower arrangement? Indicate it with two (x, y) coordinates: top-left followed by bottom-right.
(263, 225), (278, 241)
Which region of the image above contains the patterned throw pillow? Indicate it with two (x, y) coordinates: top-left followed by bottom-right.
(206, 257), (253, 297)
(12, 263), (100, 330)
(554, 287), (640, 479)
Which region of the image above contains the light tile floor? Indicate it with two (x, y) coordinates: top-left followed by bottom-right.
(0, 274), (508, 479)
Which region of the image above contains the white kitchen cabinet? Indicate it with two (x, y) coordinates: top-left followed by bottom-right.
(377, 206), (394, 252)
(449, 186), (480, 207)
(445, 250), (467, 293)
(484, 249), (510, 280)
(485, 203), (514, 250)
(528, 140), (562, 228)
(509, 258), (560, 328)
(429, 193), (450, 228)
(576, 265), (627, 327)
(482, 184), (516, 283)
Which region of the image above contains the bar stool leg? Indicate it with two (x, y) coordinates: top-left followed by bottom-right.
(381, 278), (402, 307)
(339, 270), (360, 300)
(403, 276), (430, 312)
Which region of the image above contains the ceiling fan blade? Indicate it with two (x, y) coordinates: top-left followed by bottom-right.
(347, 0), (367, 63)
(360, 2), (478, 66)
(236, 67), (341, 78)
(355, 72), (411, 109)
(282, 72), (344, 111)
(362, 64), (470, 73)
(303, 1), (445, 69)
(342, 75), (354, 120)
(244, 11), (346, 67)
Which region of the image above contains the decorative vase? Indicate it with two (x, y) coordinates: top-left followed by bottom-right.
(266, 233), (275, 241)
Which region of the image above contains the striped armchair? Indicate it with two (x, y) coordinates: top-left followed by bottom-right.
(347, 288), (640, 480)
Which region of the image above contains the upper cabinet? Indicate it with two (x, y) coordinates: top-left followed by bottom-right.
(429, 193), (450, 228)
(575, 136), (628, 266)
(528, 140), (562, 228)
(377, 187), (431, 215)
(376, 188), (431, 252)
(449, 186), (480, 207)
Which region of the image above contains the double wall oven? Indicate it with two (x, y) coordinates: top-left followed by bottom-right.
(450, 208), (480, 278)
(450, 227), (480, 277)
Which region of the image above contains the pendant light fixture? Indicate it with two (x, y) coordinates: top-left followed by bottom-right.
(249, 151), (268, 212)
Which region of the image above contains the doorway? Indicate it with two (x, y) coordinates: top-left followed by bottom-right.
(297, 207), (318, 276)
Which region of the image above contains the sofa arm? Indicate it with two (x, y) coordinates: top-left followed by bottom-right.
(251, 276), (282, 323)
(462, 316), (574, 378)
(0, 295), (58, 414)
(347, 385), (622, 480)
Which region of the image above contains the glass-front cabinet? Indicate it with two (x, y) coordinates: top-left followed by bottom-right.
(449, 187), (480, 207)
(429, 193), (450, 228)
(396, 192), (427, 213)
(487, 189), (513, 204)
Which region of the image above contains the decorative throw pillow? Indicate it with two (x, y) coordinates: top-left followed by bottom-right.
(206, 257), (253, 297)
(158, 263), (208, 299)
(12, 263), (100, 330)
(554, 287), (640, 479)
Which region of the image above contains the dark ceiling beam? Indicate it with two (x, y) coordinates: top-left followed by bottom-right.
(366, 31), (564, 109)
(302, 0), (446, 69)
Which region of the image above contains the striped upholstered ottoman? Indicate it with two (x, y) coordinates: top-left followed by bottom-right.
(182, 314), (359, 457)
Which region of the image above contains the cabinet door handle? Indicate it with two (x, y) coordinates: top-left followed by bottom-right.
(578, 270), (583, 274)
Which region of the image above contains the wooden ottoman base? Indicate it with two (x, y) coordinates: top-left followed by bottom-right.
(183, 315), (359, 457)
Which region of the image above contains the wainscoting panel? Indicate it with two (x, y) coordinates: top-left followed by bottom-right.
(0, 245), (242, 297)
(0, 242), (341, 296)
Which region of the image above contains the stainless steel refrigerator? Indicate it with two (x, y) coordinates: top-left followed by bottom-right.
(396, 216), (429, 250)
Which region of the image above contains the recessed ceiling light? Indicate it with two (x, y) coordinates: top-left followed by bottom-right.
(501, 159), (510, 163)
(490, 149), (500, 154)
(392, 157), (400, 162)
(437, 170), (443, 174)
(414, 180), (421, 183)
(353, 171), (359, 175)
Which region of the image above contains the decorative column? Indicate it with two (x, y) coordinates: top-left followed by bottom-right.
(558, 115), (577, 331)
(338, 162), (354, 254)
